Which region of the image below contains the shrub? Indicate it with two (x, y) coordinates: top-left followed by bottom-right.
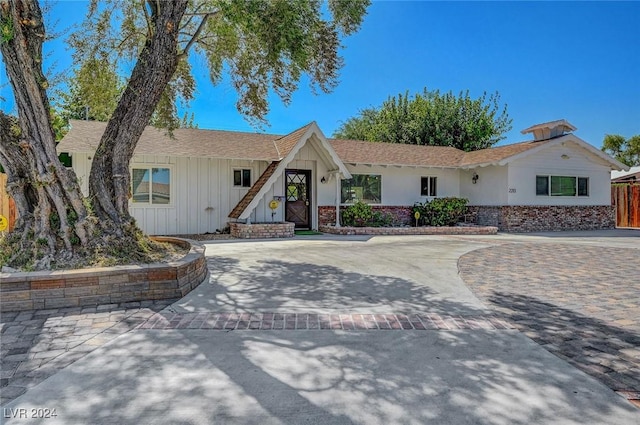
(341, 201), (374, 227)
(412, 197), (469, 226)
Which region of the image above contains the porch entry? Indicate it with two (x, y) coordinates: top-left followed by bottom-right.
(285, 169), (312, 229)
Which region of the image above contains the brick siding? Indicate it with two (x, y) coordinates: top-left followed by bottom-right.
(230, 222), (295, 239)
(318, 205), (413, 226)
(0, 237), (207, 313)
(466, 205), (615, 232)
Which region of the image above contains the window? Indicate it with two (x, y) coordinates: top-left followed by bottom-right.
(421, 176), (437, 197)
(131, 167), (171, 204)
(536, 175), (589, 197)
(341, 174), (381, 204)
(233, 169), (251, 187)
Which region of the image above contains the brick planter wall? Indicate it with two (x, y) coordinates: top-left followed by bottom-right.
(0, 237), (207, 313)
(230, 222), (295, 239)
(319, 225), (498, 236)
(318, 205), (413, 226)
(466, 205), (615, 232)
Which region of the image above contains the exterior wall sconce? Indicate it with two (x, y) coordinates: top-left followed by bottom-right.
(472, 172), (479, 184)
(320, 176), (327, 184)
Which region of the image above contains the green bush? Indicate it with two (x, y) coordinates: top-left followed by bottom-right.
(412, 197), (468, 226)
(341, 201), (394, 227)
(341, 201), (374, 227)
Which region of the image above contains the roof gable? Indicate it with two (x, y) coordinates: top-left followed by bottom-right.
(459, 134), (628, 171)
(228, 122), (350, 220)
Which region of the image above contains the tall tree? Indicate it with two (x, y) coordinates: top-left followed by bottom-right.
(602, 134), (640, 167)
(333, 88), (512, 151)
(1, 0), (369, 270)
(55, 55), (123, 122)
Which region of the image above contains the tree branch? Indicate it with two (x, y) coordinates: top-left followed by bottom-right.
(179, 12), (217, 58)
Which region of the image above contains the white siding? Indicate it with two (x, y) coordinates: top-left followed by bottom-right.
(70, 152), (92, 195)
(506, 143), (612, 206)
(70, 153), (271, 235)
(251, 142), (330, 229)
(460, 166), (508, 206)
(344, 165), (460, 205)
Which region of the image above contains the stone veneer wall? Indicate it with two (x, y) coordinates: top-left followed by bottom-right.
(0, 237), (207, 313)
(318, 205), (413, 227)
(230, 222), (295, 239)
(466, 205), (615, 232)
(319, 225), (497, 236)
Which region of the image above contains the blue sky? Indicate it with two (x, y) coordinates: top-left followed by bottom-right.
(1, 1), (639, 148)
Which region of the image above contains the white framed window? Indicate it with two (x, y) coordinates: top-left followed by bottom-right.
(341, 174), (382, 204)
(233, 169), (252, 188)
(131, 166), (172, 205)
(421, 176), (437, 197)
(536, 175), (589, 197)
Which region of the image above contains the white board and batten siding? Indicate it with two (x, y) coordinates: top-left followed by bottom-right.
(506, 142), (612, 206)
(251, 141), (329, 229)
(70, 153), (270, 235)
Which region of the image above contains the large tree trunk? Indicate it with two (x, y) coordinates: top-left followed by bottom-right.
(0, 1), (93, 270)
(88, 1), (188, 234)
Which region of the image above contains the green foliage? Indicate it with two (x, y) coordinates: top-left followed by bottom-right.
(341, 200), (373, 227)
(602, 134), (640, 167)
(334, 88), (512, 151)
(0, 15), (13, 43)
(341, 201), (394, 227)
(55, 56), (123, 122)
(66, 0), (370, 127)
(412, 197), (469, 226)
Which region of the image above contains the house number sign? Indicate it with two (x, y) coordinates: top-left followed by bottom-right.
(269, 200), (280, 210)
(509, 188), (517, 193)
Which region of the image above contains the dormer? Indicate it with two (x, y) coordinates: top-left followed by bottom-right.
(521, 119), (577, 142)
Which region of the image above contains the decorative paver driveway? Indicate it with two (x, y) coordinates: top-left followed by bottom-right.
(459, 242), (640, 406)
(0, 301), (173, 405)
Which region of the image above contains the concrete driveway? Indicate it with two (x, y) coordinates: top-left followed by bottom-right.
(2, 232), (639, 424)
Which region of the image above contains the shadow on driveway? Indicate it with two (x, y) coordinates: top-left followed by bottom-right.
(459, 242), (640, 404)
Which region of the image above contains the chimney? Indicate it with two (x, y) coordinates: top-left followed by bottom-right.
(521, 119), (577, 142)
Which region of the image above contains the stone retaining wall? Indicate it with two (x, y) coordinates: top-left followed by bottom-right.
(319, 225), (498, 236)
(230, 222), (295, 239)
(0, 237), (207, 313)
(466, 205), (615, 232)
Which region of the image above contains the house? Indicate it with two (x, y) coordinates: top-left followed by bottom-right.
(56, 119), (628, 234)
(612, 166), (640, 183)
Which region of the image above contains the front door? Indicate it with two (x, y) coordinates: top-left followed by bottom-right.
(285, 169), (311, 229)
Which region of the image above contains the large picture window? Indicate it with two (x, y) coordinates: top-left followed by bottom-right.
(341, 174), (382, 204)
(131, 167), (171, 204)
(421, 176), (437, 197)
(536, 175), (589, 197)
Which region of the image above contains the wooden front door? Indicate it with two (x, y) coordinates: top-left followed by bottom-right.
(285, 169), (311, 229)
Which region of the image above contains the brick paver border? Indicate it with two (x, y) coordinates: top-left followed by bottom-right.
(137, 312), (514, 331)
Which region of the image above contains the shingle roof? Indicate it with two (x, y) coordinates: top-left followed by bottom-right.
(458, 140), (549, 167)
(329, 139), (466, 168)
(58, 120), (281, 161)
(228, 161), (280, 219)
(57, 119), (554, 168)
(273, 122), (315, 159)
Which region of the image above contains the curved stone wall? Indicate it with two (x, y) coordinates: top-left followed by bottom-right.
(0, 238), (207, 313)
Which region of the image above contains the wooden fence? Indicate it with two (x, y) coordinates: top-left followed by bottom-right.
(611, 183), (640, 228)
